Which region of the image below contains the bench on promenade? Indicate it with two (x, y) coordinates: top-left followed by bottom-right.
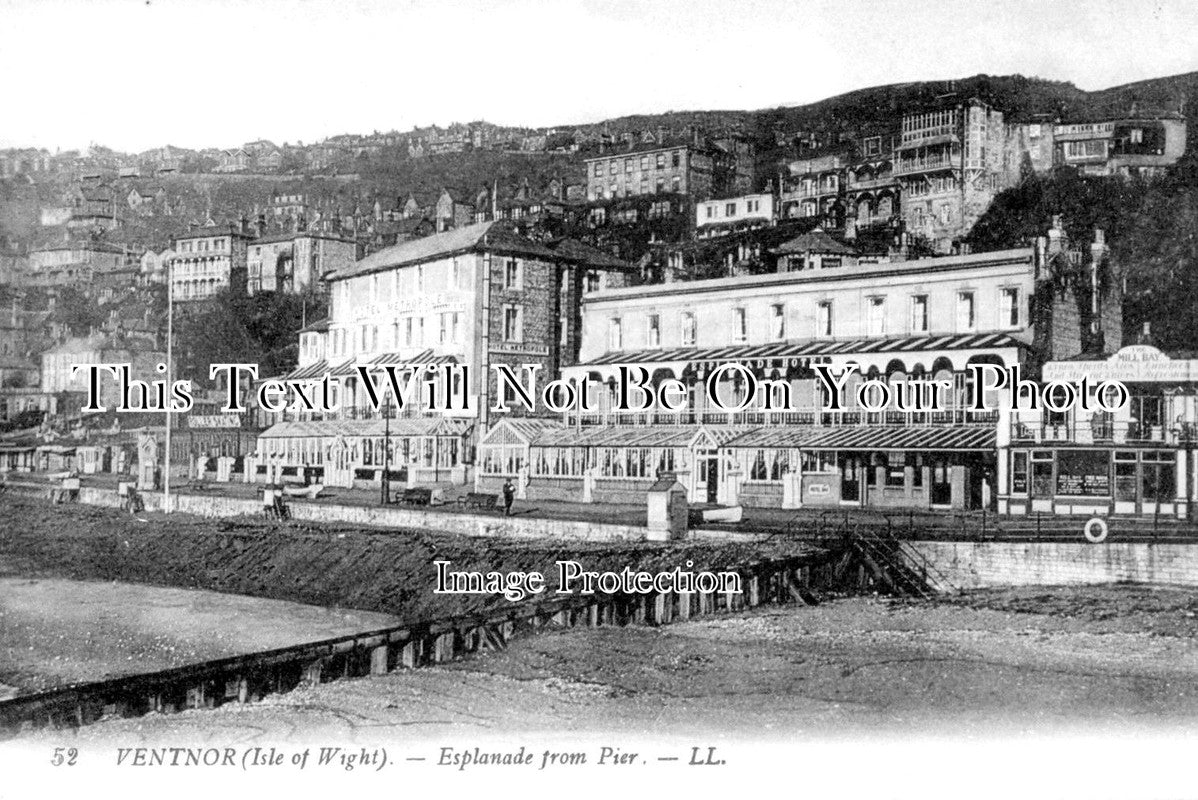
(460, 492), (499, 512)
(396, 487), (432, 506)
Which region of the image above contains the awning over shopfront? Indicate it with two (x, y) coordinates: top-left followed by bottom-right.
(580, 332), (1028, 370)
(327, 350), (459, 378)
(726, 424), (996, 451)
(286, 359), (329, 380)
(487, 416), (995, 452)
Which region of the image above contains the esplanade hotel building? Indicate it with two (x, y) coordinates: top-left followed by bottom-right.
(477, 220), (1120, 512)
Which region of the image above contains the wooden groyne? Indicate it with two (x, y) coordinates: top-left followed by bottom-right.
(0, 552), (837, 735)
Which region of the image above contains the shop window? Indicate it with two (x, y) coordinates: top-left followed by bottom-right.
(1141, 451), (1176, 502)
(802, 451), (835, 472)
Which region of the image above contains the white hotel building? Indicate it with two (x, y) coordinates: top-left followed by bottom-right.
(478, 224), (1118, 511)
(252, 221), (634, 488)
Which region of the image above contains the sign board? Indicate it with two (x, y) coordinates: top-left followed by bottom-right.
(491, 344), (550, 357)
(1055, 449), (1111, 497)
(1043, 345), (1198, 384)
(189, 415), (243, 429)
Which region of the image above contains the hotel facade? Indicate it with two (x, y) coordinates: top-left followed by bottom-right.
(251, 221), (634, 488)
(477, 223), (1119, 512)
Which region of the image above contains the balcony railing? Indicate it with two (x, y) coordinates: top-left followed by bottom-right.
(900, 125), (959, 145)
(781, 185), (838, 200)
(269, 404), (452, 424)
(1009, 419), (1198, 446)
(893, 156), (958, 176)
(848, 175), (896, 190)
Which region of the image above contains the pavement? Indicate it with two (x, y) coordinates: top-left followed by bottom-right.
(6, 469), (988, 535)
(7, 469), (1196, 540)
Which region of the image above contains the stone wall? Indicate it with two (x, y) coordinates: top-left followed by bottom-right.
(906, 540), (1198, 590)
(77, 486), (653, 542)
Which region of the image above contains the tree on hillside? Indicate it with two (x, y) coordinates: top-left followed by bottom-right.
(965, 165), (1198, 353)
(51, 286), (106, 337)
(172, 288), (326, 387)
(1113, 186), (1198, 352)
(965, 168), (1148, 251)
(173, 291), (260, 387)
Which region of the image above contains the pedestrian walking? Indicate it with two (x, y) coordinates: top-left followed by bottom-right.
(502, 478), (515, 516)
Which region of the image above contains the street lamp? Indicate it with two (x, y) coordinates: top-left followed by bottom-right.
(163, 254), (174, 513)
(380, 388), (391, 505)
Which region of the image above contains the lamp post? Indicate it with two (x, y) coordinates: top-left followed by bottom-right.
(163, 254), (174, 513)
(380, 388), (391, 505)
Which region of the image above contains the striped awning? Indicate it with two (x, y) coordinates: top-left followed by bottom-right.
(726, 425), (996, 451)
(285, 359), (329, 380)
(370, 350), (459, 367)
(582, 332), (1027, 368)
(325, 350), (458, 378)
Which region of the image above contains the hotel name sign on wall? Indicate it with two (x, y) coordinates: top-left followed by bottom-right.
(1043, 346), (1198, 384)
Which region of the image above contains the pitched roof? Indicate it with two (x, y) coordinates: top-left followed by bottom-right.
(774, 228), (857, 256)
(298, 317), (329, 334)
(547, 238), (636, 271)
(329, 221), (558, 280)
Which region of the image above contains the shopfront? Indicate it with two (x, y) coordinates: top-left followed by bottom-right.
(479, 418), (995, 511)
(1000, 346), (1198, 519)
(254, 417), (474, 488)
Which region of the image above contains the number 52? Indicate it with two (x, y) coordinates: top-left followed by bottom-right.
(51, 747), (78, 766)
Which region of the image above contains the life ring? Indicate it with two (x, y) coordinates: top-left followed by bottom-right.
(1083, 517), (1109, 543)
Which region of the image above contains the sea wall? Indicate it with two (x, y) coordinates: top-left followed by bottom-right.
(907, 540), (1198, 590)
(73, 486), (758, 543)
